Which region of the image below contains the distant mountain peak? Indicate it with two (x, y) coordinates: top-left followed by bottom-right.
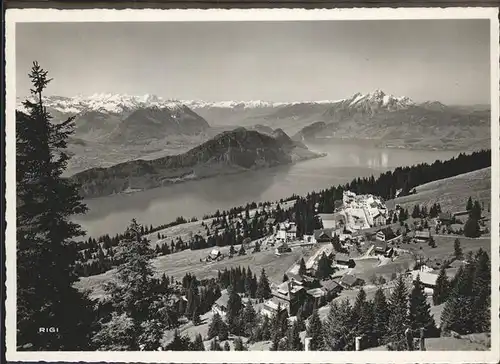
(16, 93), (184, 115)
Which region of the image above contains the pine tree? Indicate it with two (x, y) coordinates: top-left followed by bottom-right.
(257, 269), (272, 300)
(466, 197), (473, 211)
(16, 62), (96, 350)
(464, 218), (481, 238)
(191, 333), (205, 351)
(283, 274), (289, 282)
(316, 252), (333, 280)
(433, 265), (450, 305)
(385, 274), (409, 349)
(306, 310), (324, 351)
(454, 239), (463, 259)
(104, 220), (156, 322)
(372, 287), (390, 345)
(298, 258), (307, 276)
(287, 320), (303, 350)
(242, 301), (257, 337)
(223, 341), (231, 351)
(91, 312), (136, 350)
(408, 275), (436, 336)
(233, 337), (247, 351)
(209, 338), (222, 351)
(471, 200), (482, 220)
(351, 288), (367, 326)
(471, 249), (490, 333)
(164, 329), (192, 351)
(208, 312), (224, 339)
(323, 299), (352, 351)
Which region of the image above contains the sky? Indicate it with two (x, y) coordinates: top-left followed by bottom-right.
(16, 20), (491, 105)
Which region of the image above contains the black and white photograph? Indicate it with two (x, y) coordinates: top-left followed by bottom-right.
(4, 7), (500, 363)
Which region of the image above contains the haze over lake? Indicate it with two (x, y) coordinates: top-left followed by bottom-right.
(75, 142), (464, 237)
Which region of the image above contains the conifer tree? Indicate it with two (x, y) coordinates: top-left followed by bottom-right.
(223, 341), (231, 351)
(209, 338), (222, 351)
(466, 197), (473, 211)
(372, 287), (390, 345)
(191, 333), (205, 351)
(283, 274), (289, 282)
(471, 201), (482, 220)
(323, 299), (352, 351)
(287, 320), (303, 351)
(385, 274), (409, 349)
(242, 301), (257, 336)
(298, 258), (307, 276)
(433, 265), (450, 305)
(164, 329), (192, 351)
(257, 269), (272, 300)
(464, 218), (481, 238)
(306, 310), (324, 351)
(454, 239), (463, 260)
(471, 249), (490, 332)
(408, 275), (436, 336)
(16, 62), (96, 350)
(208, 312), (224, 339)
(351, 288), (367, 325)
(233, 337), (247, 351)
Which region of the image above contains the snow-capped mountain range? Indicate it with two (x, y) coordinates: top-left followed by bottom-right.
(16, 93), (185, 115)
(16, 89), (416, 115)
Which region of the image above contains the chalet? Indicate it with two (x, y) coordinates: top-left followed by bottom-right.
(277, 221), (298, 242)
(410, 271), (438, 295)
(209, 249), (221, 260)
(212, 291), (230, 318)
(414, 230), (431, 244)
(302, 235), (315, 245)
(275, 241), (291, 255)
(372, 213), (386, 227)
(318, 214), (338, 229)
(340, 274), (364, 288)
(260, 300), (286, 318)
(453, 210), (470, 219)
(320, 279), (342, 300)
(374, 241), (388, 255)
(334, 253), (355, 268)
(448, 259), (467, 270)
(376, 227), (396, 242)
(301, 275), (321, 289)
(271, 279), (306, 315)
(313, 228), (335, 243)
(306, 288), (327, 307)
(438, 212), (453, 225)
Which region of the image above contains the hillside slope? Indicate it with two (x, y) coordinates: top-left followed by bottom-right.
(386, 167), (491, 213)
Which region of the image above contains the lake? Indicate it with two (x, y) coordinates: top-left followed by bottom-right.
(74, 142), (465, 237)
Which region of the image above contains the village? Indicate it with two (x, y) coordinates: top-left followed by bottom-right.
(179, 190), (491, 350)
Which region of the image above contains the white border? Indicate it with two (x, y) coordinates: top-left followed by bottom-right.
(4, 7), (500, 364)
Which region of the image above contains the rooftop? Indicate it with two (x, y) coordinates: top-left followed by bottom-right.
(306, 288), (325, 298)
(415, 231), (431, 238)
(410, 271), (438, 286)
(341, 274), (359, 286)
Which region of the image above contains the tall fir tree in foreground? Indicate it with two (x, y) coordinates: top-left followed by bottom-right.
(16, 62), (96, 350)
(433, 265), (450, 305)
(385, 274), (409, 350)
(408, 275), (437, 336)
(372, 287), (390, 345)
(441, 249), (491, 335)
(323, 299), (352, 351)
(306, 310), (324, 351)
